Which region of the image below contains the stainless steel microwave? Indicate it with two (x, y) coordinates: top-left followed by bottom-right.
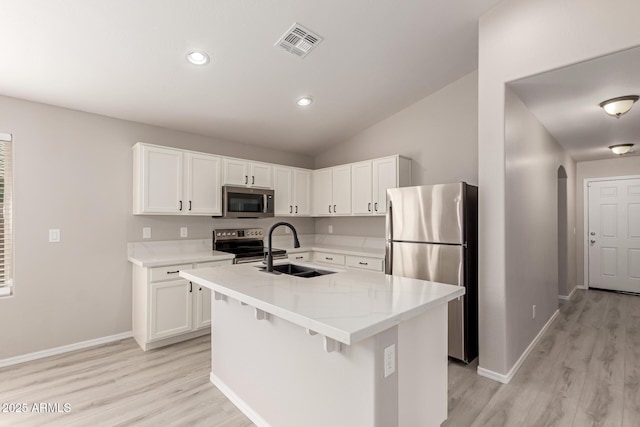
(222, 186), (274, 218)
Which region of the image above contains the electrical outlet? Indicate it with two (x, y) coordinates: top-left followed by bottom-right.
(328, 225), (333, 234)
(532, 305), (536, 319)
(49, 229), (61, 243)
(384, 344), (396, 378)
(180, 227), (188, 238)
(142, 227), (151, 239)
(285, 227), (290, 234)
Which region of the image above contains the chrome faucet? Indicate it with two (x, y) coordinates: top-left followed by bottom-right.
(267, 222), (300, 272)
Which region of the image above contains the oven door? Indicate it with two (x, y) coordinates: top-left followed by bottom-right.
(222, 186), (274, 218)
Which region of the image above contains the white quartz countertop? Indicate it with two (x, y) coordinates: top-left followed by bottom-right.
(128, 250), (235, 267)
(287, 245), (384, 258)
(180, 262), (464, 346)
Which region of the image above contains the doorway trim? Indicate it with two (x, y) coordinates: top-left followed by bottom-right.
(583, 174), (640, 289)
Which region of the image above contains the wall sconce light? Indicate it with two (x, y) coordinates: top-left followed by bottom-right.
(608, 144), (634, 155)
(599, 95), (639, 118)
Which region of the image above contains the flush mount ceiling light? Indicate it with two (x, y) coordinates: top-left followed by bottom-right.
(297, 97), (313, 107)
(599, 95), (639, 118)
(609, 144), (634, 155)
(186, 50), (210, 65)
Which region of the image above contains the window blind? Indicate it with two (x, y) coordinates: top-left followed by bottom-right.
(0, 133), (13, 297)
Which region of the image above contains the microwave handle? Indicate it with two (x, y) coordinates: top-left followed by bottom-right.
(263, 194), (268, 213)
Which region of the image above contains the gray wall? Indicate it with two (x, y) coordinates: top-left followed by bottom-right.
(576, 155), (640, 287)
(478, 0), (640, 376)
(504, 87), (576, 369)
(314, 71), (478, 237)
(0, 94), (314, 359)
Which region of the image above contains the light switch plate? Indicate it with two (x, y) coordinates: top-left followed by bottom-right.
(328, 225), (333, 234)
(49, 229), (61, 243)
(142, 227), (151, 239)
(180, 227), (188, 238)
(384, 344), (396, 378)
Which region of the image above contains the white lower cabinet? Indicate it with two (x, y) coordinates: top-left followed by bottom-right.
(311, 251), (385, 272)
(133, 259), (232, 350)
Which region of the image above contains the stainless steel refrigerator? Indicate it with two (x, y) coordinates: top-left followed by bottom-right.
(385, 183), (478, 363)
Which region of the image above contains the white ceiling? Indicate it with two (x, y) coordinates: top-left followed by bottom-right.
(509, 46), (640, 162)
(0, 0), (502, 155)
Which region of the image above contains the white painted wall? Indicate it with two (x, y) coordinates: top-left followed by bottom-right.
(576, 155), (640, 287)
(314, 71), (478, 236)
(478, 0), (640, 375)
(504, 87), (576, 369)
(0, 94), (314, 359)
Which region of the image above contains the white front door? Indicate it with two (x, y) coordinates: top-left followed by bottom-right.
(588, 178), (640, 292)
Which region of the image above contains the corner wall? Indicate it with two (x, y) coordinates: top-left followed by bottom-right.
(576, 155), (640, 287)
(478, 0), (640, 376)
(0, 94), (314, 359)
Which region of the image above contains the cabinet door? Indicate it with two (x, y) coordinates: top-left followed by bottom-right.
(250, 163), (273, 188)
(372, 157), (397, 214)
(332, 165), (352, 215)
(293, 169), (311, 216)
(222, 158), (249, 186)
(194, 285), (212, 329)
(351, 161), (373, 215)
(313, 169), (333, 215)
(185, 153), (222, 215)
(149, 280), (193, 341)
(273, 166), (293, 215)
(141, 145), (183, 213)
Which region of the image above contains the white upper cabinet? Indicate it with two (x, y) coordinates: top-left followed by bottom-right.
(350, 155), (411, 216)
(185, 153), (222, 215)
(313, 165), (352, 216)
(222, 158), (273, 188)
(133, 143), (222, 216)
(273, 166), (311, 216)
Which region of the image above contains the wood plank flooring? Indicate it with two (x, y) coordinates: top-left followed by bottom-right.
(1, 289), (638, 426)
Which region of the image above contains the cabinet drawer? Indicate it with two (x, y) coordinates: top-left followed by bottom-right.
(313, 252), (345, 266)
(346, 256), (383, 272)
(289, 252), (310, 262)
(196, 260), (232, 268)
(150, 264), (192, 283)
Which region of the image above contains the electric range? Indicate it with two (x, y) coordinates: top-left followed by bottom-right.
(213, 228), (287, 264)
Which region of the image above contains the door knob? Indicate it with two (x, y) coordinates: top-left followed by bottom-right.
(590, 239), (596, 244)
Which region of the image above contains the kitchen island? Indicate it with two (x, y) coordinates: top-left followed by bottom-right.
(180, 262), (464, 427)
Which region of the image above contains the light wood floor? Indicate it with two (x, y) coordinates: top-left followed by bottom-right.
(1, 289), (638, 426)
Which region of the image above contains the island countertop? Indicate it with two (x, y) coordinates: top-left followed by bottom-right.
(180, 262), (464, 346)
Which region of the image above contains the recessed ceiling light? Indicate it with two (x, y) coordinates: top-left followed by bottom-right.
(186, 50), (210, 65)
(599, 95), (639, 118)
(297, 97), (313, 106)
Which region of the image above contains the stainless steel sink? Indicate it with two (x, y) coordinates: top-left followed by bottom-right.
(258, 263), (336, 278)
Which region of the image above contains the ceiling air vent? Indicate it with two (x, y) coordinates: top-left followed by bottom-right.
(275, 23), (323, 58)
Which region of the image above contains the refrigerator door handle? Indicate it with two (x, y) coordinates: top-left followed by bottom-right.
(385, 200), (393, 274)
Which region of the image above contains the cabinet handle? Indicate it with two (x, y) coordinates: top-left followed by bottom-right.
(359, 262), (368, 266)
(199, 286), (202, 291)
(329, 205), (332, 213)
(295, 256), (304, 260)
(374, 202), (378, 212)
(252, 176), (255, 185)
(179, 200), (183, 211)
(189, 201), (192, 211)
(290, 205), (293, 214)
(245, 175), (248, 184)
(333, 204), (337, 213)
(368, 202), (371, 212)
(189, 282), (193, 293)
(295, 205), (298, 214)
(325, 257), (333, 261)
(166, 270), (180, 275)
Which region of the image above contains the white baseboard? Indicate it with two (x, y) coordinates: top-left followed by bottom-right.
(577, 285), (587, 290)
(558, 286), (578, 301)
(0, 331), (133, 368)
(210, 372), (270, 427)
(477, 309), (559, 384)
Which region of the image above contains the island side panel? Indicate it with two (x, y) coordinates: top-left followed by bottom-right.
(398, 303), (448, 426)
(210, 297), (379, 427)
